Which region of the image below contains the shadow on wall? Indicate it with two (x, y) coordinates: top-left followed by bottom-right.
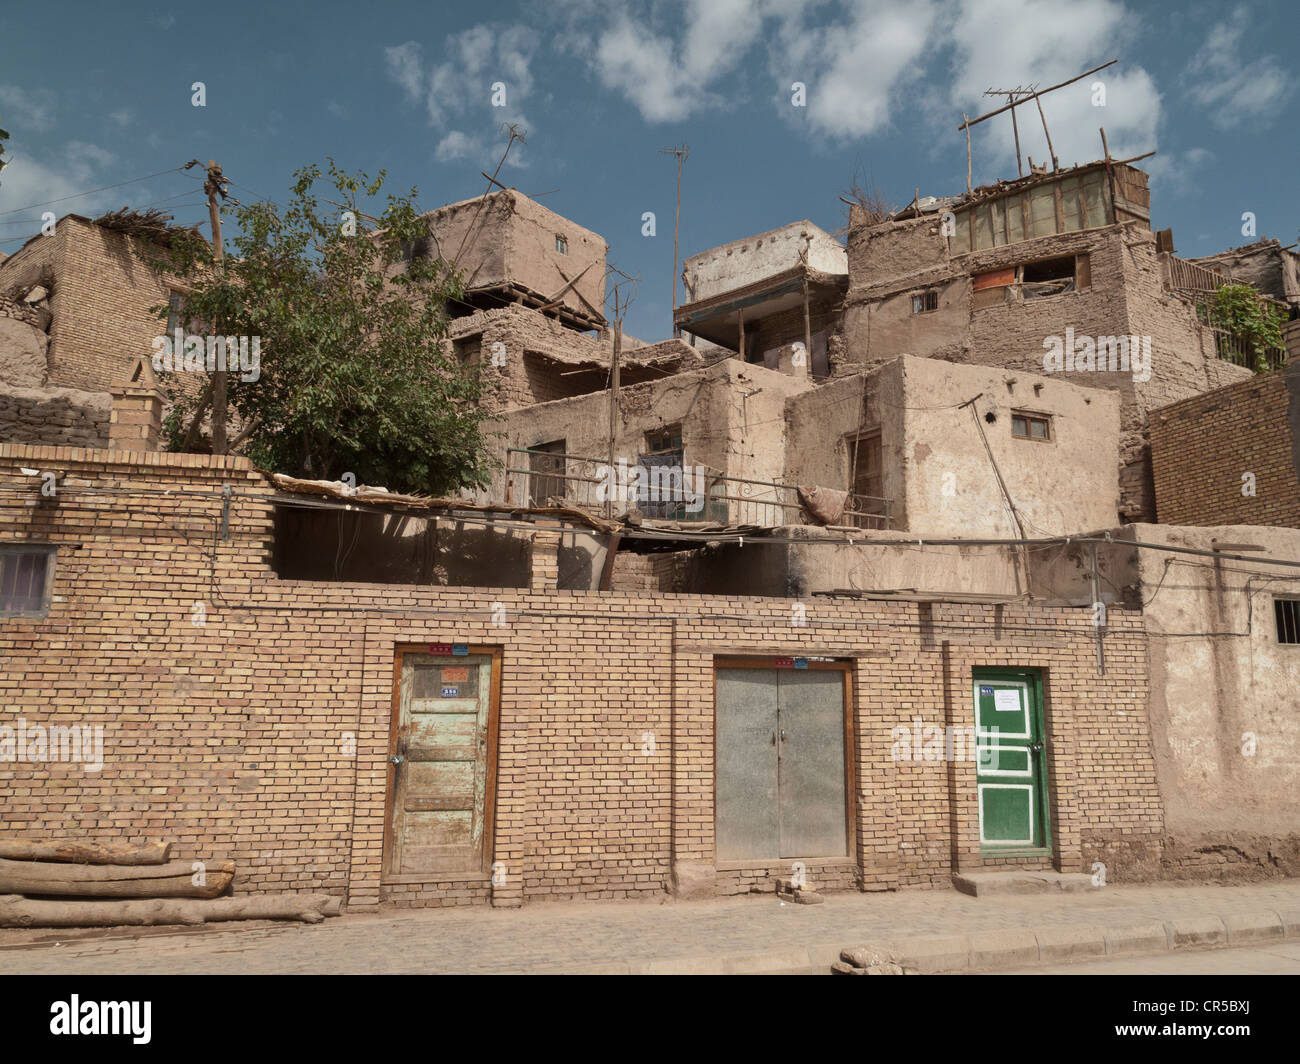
(272, 506), (531, 588)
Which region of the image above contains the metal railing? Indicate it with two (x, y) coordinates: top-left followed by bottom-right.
(502, 447), (893, 528)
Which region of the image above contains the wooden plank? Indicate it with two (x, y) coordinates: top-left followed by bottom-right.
(407, 744), (477, 762)
(405, 795), (476, 812)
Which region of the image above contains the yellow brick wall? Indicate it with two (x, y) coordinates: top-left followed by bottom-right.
(0, 443), (1163, 908)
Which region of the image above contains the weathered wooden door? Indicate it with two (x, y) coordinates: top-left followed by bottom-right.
(387, 651), (496, 875)
(715, 665), (849, 861)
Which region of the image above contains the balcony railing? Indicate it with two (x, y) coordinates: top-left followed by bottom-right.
(502, 447), (893, 528)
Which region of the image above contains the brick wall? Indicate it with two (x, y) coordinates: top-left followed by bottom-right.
(0, 444), (1167, 909)
(0, 217), (174, 393)
(1149, 365), (1300, 527)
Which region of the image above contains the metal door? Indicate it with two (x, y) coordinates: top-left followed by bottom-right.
(387, 652), (494, 875)
(973, 671), (1050, 849)
(716, 666), (848, 861)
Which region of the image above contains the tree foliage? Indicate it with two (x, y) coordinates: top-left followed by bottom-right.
(1207, 283), (1288, 373)
(156, 161), (496, 495)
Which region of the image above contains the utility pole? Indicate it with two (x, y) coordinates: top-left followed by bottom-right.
(202, 160), (229, 453)
(604, 269), (637, 519)
(658, 144), (688, 336)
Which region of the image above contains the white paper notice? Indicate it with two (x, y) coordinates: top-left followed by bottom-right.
(993, 689), (1021, 712)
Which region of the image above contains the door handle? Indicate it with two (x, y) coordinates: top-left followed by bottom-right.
(389, 754), (405, 765)
(1029, 741), (1044, 753)
(780, 729), (787, 742)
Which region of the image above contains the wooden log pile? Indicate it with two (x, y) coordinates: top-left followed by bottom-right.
(0, 838), (342, 928)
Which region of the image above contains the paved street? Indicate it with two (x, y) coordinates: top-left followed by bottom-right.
(2, 881), (1299, 974)
(1005, 939), (1300, 974)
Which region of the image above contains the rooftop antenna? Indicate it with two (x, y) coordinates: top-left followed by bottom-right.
(959, 59), (1117, 178)
(452, 122), (526, 270)
(658, 143), (688, 336)
(982, 85), (1038, 177)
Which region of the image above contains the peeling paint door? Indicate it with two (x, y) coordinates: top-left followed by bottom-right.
(716, 666), (849, 861)
(388, 652), (495, 875)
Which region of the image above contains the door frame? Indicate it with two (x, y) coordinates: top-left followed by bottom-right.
(971, 666), (1052, 855)
(712, 656), (857, 866)
(382, 644), (504, 882)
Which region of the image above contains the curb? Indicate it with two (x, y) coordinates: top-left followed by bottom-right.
(546, 908), (1298, 974)
(837, 907), (1296, 974)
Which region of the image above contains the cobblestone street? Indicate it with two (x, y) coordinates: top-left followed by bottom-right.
(3, 881), (1299, 975)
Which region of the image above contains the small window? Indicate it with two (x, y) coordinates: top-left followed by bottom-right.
(0, 546), (55, 617)
(555, 235), (568, 254)
(1276, 598), (1300, 644)
(1011, 412), (1052, 441)
(911, 290), (939, 313)
(645, 424), (683, 455)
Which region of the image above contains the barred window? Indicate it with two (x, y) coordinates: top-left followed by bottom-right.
(0, 546), (56, 617)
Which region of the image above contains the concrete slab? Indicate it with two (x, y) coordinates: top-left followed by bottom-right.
(1034, 925), (1108, 963)
(1167, 916), (1228, 949)
(952, 871), (1099, 897)
(1222, 911), (1285, 946)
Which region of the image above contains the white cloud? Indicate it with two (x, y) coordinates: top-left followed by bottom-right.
(0, 140), (118, 217)
(385, 41), (425, 103)
(945, 0), (1160, 175)
(587, 0), (766, 123)
(0, 85), (58, 129)
(1185, 5), (1290, 128)
(1146, 146), (1213, 195)
(769, 0), (937, 140)
(108, 109), (133, 128)
(435, 130), (485, 162)
(386, 25), (539, 168)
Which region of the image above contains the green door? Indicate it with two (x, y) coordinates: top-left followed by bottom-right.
(973, 670), (1050, 850)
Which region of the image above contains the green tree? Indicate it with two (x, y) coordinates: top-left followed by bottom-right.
(157, 161), (495, 495)
(1208, 283), (1288, 374)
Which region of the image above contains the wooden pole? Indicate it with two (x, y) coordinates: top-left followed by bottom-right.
(1099, 127), (1117, 222)
(802, 275), (812, 375)
(963, 114), (973, 192)
(1035, 96), (1059, 172)
(738, 306), (746, 361)
(204, 160), (228, 455)
(1009, 96), (1023, 176)
(606, 312), (622, 519)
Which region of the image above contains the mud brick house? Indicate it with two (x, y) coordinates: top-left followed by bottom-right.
(2, 171), (1298, 910)
(0, 440), (1163, 908)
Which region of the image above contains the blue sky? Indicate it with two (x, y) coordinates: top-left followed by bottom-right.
(1, 0), (1295, 342)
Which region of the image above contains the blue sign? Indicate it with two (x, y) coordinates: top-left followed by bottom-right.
(441, 686), (460, 698)
(793, 657), (809, 669)
(980, 685), (994, 696)
(452, 644), (469, 656)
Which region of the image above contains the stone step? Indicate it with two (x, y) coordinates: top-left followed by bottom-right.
(952, 870), (1100, 897)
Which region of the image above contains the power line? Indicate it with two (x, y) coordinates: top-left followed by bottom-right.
(0, 164), (194, 216)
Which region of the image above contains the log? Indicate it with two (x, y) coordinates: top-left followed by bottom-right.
(0, 893), (342, 928)
(0, 858), (234, 899)
(0, 839), (172, 866)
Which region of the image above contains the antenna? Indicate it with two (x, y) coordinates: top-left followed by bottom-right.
(960, 60), (1118, 178)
